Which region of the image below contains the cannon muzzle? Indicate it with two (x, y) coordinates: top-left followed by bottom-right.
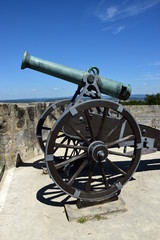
(21, 51), (131, 100)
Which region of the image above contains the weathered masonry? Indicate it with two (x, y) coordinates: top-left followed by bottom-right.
(0, 102), (61, 172)
(0, 103), (160, 172)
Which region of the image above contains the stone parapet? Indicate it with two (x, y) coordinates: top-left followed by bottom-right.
(0, 103), (160, 171)
(125, 105), (160, 129)
(0, 103), (48, 170)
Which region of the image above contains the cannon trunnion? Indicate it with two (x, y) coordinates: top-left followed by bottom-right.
(21, 51), (159, 203)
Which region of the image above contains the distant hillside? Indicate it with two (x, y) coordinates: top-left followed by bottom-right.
(0, 94), (146, 103)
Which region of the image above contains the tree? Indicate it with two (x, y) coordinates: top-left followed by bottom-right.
(145, 93), (160, 105)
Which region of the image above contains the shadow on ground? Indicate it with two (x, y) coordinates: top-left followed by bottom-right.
(18, 157), (160, 172)
(36, 183), (75, 207)
(34, 157), (160, 207)
(17, 158), (45, 169)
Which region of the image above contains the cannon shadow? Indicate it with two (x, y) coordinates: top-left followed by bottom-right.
(18, 156), (160, 172)
(35, 157), (160, 207)
(16, 157), (45, 169)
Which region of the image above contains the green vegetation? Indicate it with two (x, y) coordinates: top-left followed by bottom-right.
(78, 214), (105, 223)
(78, 217), (87, 224)
(145, 93), (160, 105)
(120, 100), (145, 105)
(120, 93), (160, 105)
(93, 214), (105, 221)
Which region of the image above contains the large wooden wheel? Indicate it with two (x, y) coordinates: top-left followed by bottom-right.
(45, 100), (142, 202)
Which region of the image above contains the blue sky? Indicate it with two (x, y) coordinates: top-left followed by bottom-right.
(0, 0), (160, 100)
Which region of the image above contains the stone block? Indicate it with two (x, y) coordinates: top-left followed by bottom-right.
(64, 198), (127, 222)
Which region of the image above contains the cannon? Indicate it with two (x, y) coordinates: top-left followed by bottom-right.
(21, 51), (160, 203)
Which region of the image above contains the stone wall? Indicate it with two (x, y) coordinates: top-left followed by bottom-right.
(0, 103), (48, 171)
(0, 103), (160, 172)
(125, 105), (160, 129)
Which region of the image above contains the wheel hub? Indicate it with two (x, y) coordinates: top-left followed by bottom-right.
(88, 141), (108, 162)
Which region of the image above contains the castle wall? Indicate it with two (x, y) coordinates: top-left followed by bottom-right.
(0, 103), (160, 173)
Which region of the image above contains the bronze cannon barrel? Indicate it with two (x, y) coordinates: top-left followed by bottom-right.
(21, 51), (131, 100)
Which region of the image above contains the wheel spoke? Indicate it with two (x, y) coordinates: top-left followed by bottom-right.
(84, 109), (94, 140)
(96, 107), (103, 114)
(69, 140), (80, 157)
(68, 124), (90, 145)
(85, 161), (94, 192)
(98, 161), (110, 189)
(119, 120), (127, 139)
(106, 158), (127, 175)
(50, 113), (57, 121)
(72, 140), (82, 155)
(108, 150), (135, 158)
(97, 107), (108, 139)
(63, 139), (71, 161)
(54, 142), (87, 150)
(67, 159), (88, 186)
(55, 152), (87, 169)
(107, 135), (135, 148)
(56, 133), (66, 139)
(61, 105), (65, 112)
(53, 136), (68, 154)
(42, 126), (51, 130)
(104, 117), (125, 143)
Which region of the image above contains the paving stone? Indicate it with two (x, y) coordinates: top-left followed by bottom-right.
(65, 197), (127, 222)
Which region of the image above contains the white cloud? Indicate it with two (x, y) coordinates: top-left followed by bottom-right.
(103, 6), (118, 21)
(102, 26), (113, 32)
(113, 25), (126, 34)
(53, 87), (59, 90)
(144, 73), (160, 80)
(102, 25), (125, 34)
(96, 0), (160, 22)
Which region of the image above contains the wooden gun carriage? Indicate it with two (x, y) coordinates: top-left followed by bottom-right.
(21, 51), (160, 203)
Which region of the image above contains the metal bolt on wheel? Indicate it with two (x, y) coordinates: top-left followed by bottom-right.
(45, 100), (142, 202)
